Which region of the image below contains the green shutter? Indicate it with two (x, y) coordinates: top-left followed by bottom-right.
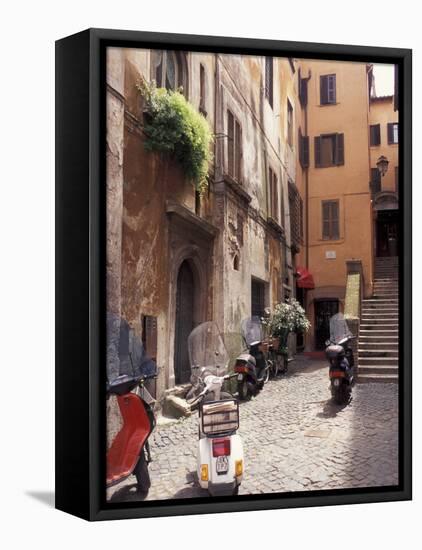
(335, 133), (344, 165)
(320, 76), (328, 105)
(315, 136), (322, 167)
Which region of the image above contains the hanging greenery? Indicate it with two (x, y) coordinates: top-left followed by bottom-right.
(137, 79), (213, 193)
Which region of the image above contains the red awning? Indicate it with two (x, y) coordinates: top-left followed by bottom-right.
(296, 266), (315, 289)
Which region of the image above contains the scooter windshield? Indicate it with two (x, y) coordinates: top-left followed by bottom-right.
(241, 316), (263, 347)
(329, 313), (353, 345)
(106, 313), (157, 384)
(188, 321), (229, 377)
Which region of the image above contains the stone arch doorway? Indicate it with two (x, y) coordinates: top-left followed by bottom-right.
(174, 260), (196, 384)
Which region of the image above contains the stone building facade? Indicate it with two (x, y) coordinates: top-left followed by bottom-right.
(106, 48), (300, 402)
(106, 47), (398, 398)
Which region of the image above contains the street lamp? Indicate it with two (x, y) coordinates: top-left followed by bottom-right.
(376, 155), (389, 177)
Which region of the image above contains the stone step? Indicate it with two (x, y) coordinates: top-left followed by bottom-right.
(374, 285), (399, 294)
(359, 325), (399, 336)
(359, 335), (398, 342)
(359, 342), (398, 350)
(359, 356), (398, 366)
(361, 313), (398, 318)
(358, 365), (399, 375)
(357, 373), (399, 383)
(358, 349), (398, 357)
(372, 291), (399, 297)
(361, 310), (398, 315)
(162, 394), (192, 418)
(362, 301), (398, 305)
(360, 318), (398, 325)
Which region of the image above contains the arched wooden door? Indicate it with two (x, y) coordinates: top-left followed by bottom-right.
(174, 260), (195, 384)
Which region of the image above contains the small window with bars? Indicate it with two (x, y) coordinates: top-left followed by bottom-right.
(322, 200), (339, 240)
(320, 74), (336, 105)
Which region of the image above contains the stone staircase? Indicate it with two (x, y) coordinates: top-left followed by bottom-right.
(357, 256), (399, 383)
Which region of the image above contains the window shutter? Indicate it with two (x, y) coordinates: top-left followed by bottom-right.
(387, 123), (394, 144)
(332, 202), (339, 239)
(320, 76), (328, 105)
(370, 124), (381, 146)
(322, 201), (330, 239)
(299, 69), (308, 107)
(303, 136), (309, 167)
(315, 136), (322, 167)
(335, 133), (344, 165)
(370, 168), (381, 194)
(235, 120), (242, 182)
(227, 110), (234, 176)
(328, 75), (336, 103)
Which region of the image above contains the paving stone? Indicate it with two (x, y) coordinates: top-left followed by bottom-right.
(107, 357), (399, 502)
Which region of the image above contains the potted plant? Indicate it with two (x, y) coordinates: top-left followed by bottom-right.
(263, 298), (310, 370)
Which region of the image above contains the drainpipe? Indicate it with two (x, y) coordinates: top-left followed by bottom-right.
(303, 70), (311, 270)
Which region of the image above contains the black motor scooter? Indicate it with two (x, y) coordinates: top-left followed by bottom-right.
(234, 316), (269, 400)
(325, 313), (355, 404)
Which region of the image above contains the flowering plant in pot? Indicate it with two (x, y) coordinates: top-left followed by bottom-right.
(263, 298), (311, 357)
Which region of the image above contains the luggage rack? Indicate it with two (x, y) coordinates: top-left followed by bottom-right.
(201, 399), (239, 436)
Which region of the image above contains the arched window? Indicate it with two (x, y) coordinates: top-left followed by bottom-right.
(151, 50), (188, 94)
(233, 254), (240, 271)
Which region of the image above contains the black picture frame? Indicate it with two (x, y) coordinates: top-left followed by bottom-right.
(55, 28), (412, 521)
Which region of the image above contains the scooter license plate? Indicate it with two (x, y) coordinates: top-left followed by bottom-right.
(216, 455), (229, 474)
(237, 374), (243, 381)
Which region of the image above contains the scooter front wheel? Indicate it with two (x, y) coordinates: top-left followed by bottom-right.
(134, 449), (151, 494)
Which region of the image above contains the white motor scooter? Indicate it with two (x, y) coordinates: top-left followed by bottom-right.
(187, 322), (244, 496)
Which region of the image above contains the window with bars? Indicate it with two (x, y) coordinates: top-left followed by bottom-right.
(251, 279), (267, 318)
(320, 74), (336, 105)
(287, 100), (293, 147)
(268, 166), (278, 222)
(322, 200), (339, 240)
(315, 133), (344, 167)
(370, 124), (381, 146)
(227, 110), (242, 182)
(265, 57), (274, 107)
(388, 122), (399, 144)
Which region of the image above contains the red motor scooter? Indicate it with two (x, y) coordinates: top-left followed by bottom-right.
(106, 314), (157, 495)
(107, 372), (156, 494)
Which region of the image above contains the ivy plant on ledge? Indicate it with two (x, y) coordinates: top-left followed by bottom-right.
(137, 79), (213, 194)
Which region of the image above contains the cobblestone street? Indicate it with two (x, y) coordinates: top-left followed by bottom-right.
(107, 356), (399, 502)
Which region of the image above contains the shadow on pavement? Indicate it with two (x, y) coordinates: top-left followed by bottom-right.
(316, 398), (350, 419)
(108, 482), (148, 503)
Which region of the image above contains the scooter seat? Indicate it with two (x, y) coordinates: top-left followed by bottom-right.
(106, 393), (151, 486)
